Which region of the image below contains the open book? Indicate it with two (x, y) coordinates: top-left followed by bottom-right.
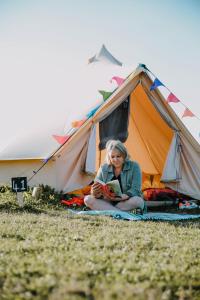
(95, 178), (123, 198)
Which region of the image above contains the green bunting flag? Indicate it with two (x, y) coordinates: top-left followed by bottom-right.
(98, 90), (113, 101)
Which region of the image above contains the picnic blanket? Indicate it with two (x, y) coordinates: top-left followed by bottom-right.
(69, 209), (200, 221)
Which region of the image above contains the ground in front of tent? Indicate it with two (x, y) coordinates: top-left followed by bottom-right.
(0, 189), (200, 300)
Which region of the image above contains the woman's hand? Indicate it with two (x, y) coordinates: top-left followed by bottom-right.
(102, 192), (116, 201)
(121, 194), (130, 201)
(91, 182), (103, 198)
(103, 193), (130, 202)
(111, 194), (129, 201)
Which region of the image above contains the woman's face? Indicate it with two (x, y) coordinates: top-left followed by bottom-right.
(109, 148), (125, 169)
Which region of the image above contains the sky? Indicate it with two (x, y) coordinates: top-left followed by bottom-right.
(0, 0), (200, 150)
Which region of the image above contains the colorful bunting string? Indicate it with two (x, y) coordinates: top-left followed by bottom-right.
(30, 63), (129, 180)
(53, 71), (128, 145)
(53, 65), (199, 147)
(147, 66), (200, 138)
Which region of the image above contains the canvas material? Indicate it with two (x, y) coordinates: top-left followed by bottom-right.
(161, 132), (181, 182)
(166, 133), (200, 200)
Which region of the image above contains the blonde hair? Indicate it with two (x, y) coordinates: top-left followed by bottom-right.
(105, 140), (130, 164)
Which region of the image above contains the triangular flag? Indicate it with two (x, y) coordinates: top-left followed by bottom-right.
(182, 108), (195, 118)
(71, 118), (87, 128)
(111, 76), (125, 86)
(86, 105), (101, 118)
(167, 93), (180, 103)
(98, 90), (113, 101)
(150, 78), (164, 91)
(52, 135), (70, 144)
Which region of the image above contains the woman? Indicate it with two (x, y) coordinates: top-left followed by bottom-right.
(84, 140), (145, 212)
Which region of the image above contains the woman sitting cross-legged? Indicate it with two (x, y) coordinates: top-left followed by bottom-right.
(84, 140), (145, 213)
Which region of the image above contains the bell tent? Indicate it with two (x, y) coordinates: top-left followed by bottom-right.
(0, 45), (200, 200)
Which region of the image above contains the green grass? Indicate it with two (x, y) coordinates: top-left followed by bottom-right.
(0, 189), (200, 300)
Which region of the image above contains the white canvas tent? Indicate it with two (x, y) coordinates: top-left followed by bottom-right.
(0, 46), (200, 200)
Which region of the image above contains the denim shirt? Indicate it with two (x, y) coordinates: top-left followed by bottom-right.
(95, 160), (142, 197)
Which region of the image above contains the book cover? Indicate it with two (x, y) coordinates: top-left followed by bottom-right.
(95, 178), (122, 198)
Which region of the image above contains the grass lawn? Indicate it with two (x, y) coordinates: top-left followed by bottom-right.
(0, 189), (200, 300)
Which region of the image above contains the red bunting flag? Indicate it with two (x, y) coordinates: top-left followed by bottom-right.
(52, 135), (70, 145)
(167, 93), (180, 103)
(182, 108), (195, 118)
(110, 76), (125, 86)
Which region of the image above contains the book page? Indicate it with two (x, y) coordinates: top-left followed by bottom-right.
(106, 180), (122, 198)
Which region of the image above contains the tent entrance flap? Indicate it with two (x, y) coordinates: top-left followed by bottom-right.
(161, 132), (181, 182)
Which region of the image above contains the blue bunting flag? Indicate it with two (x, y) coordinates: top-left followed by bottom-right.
(150, 78), (164, 91)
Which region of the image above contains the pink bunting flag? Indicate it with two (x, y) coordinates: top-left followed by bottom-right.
(182, 108), (195, 118)
(52, 135), (70, 145)
(167, 93), (180, 103)
(110, 76), (125, 86)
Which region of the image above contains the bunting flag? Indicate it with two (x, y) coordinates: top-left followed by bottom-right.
(150, 78), (165, 91)
(110, 76), (125, 86)
(52, 135), (70, 145)
(98, 90), (113, 101)
(142, 67), (199, 127)
(182, 108), (195, 118)
(86, 105), (101, 118)
(167, 93), (180, 103)
(71, 118), (87, 128)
